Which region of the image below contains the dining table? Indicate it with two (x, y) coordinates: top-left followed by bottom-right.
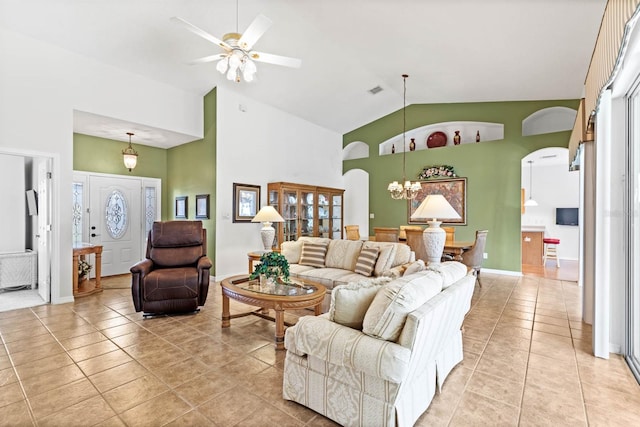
(443, 240), (475, 262)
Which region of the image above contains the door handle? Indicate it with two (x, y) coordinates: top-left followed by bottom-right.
(91, 233), (101, 237)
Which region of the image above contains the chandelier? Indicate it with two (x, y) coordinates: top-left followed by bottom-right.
(122, 132), (138, 172)
(388, 74), (421, 200)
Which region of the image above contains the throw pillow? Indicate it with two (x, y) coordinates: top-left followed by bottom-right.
(362, 270), (443, 342)
(299, 241), (328, 268)
(280, 240), (303, 264)
(354, 247), (379, 277)
(370, 244), (397, 276)
(403, 259), (425, 276)
(329, 277), (392, 329)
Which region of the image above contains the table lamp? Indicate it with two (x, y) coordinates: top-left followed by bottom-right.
(252, 206), (285, 251)
(410, 194), (461, 264)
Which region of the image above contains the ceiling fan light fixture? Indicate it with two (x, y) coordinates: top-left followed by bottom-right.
(216, 57), (229, 73)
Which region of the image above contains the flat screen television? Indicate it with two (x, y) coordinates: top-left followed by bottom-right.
(556, 207), (578, 226)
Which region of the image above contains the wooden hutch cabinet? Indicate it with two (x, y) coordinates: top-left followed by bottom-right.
(267, 182), (344, 248)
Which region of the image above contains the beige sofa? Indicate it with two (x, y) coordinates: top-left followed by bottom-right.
(283, 262), (474, 427)
(280, 237), (413, 311)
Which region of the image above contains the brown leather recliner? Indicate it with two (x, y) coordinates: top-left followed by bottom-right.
(131, 221), (212, 316)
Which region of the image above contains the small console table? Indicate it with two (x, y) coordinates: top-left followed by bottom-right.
(72, 243), (103, 297)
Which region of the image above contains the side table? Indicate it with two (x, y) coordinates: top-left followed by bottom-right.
(73, 243), (103, 297)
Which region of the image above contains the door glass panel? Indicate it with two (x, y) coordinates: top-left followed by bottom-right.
(144, 187), (156, 236)
(72, 182), (84, 246)
(105, 190), (128, 239)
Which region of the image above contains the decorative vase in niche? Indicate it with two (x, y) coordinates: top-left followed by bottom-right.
(453, 131), (461, 145)
(392, 144), (395, 154)
(476, 130), (481, 142)
(409, 138), (416, 151)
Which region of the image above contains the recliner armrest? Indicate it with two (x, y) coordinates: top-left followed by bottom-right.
(130, 258), (153, 275)
(285, 316), (411, 383)
(197, 256), (212, 271)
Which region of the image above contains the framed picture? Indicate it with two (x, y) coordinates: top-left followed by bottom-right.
(233, 183), (260, 223)
(195, 194), (210, 219)
(175, 196), (188, 219)
(408, 178), (467, 225)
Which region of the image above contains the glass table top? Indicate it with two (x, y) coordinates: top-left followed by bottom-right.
(232, 277), (317, 296)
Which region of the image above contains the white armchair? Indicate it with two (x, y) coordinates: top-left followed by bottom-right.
(283, 264), (475, 427)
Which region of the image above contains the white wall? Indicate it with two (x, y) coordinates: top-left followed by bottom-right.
(343, 169), (369, 239)
(215, 86), (343, 278)
(0, 27), (203, 302)
(522, 154), (580, 260)
(0, 154), (26, 253)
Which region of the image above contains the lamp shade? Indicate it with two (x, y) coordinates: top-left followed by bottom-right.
(410, 194), (461, 222)
(251, 206), (284, 224)
(252, 206), (284, 251)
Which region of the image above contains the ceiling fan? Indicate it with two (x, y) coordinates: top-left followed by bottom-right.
(171, 13), (302, 83)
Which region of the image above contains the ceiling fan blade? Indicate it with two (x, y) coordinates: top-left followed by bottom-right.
(188, 54), (227, 65)
(170, 16), (231, 51)
(238, 14), (272, 50)
(250, 51), (302, 68)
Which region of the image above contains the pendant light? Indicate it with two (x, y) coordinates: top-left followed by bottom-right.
(122, 132), (138, 172)
(388, 74), (421, 200)
(524, 160), (538, 207)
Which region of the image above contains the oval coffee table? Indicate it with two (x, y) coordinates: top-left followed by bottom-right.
(220, 274), (326, 350)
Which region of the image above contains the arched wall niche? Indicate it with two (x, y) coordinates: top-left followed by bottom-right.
(522, 107), (577, 136)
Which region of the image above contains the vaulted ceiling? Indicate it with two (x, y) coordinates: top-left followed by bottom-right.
(0, 0), (607, 146)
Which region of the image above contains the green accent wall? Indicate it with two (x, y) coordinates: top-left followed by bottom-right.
(167, 87), (217, 272)
(73, 133), (169, 218)
(343, 99), (579, 272)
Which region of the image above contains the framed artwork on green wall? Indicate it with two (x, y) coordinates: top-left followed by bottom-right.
(175, 196), (188, 219)
(408, 178), (467, 225)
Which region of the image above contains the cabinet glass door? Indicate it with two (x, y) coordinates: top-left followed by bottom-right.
(331, 193), (342, 239)
(269, 189), (280, 247)
(300, 191), (314, 237)
(282, 190), (298, 242)
(318, 191), (330, 238)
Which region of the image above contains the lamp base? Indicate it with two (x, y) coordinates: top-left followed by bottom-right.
(422, 220), (445, 265)
(260, 223), (275, 252)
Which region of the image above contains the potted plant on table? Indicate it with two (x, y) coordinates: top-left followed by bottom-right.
(249, 252), (290, 283)
(78, 259), (93, 283)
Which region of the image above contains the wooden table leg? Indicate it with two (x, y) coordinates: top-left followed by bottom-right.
(274, 308), (285, 350)
(314, 302), (322, 316)
(452, 249), (464, 262)
(222, 294), (230, 328)
(94, 251), (102, 290)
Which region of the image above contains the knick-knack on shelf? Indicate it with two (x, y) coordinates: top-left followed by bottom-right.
(391, 144), (395, 154)
(409, 138), (416, 151)
(453, 131), (461, 145)
(476, 130), (481, 143)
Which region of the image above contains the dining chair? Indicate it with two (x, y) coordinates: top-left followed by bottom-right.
(373, 227), (400, 242)
(344, 225), (361, 241)
(399, 225), (423, 241)
(443, 226), (455, 244)
(461, 229), (489, 286)
(405, 229), (428, 262)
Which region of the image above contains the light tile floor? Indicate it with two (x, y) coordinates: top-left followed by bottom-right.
(0, 273), (639, 426)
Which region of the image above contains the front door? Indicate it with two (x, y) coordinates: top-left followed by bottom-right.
(89, 175), (142, 276)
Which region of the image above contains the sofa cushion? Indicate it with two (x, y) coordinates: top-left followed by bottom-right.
(325, 239), (363, 270)
(363, 270), (444, 342)
(299, 241), (328, 268)
(403, 259), (425, 276)
(281, 240), (304, 264)
(361, 242), (397, 277)
(426, 261), (468, 289)
(329, 276), (392, 329)
(293, 267), (359, 290)
(354, 247), (379, 277)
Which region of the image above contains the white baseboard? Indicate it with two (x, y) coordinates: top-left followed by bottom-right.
(53, 296), (75, 304)
(482, 268), (523, 277)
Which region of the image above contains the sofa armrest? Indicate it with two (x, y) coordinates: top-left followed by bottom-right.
(130, 259), (153, 312)
(285, 315), (411, 383)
